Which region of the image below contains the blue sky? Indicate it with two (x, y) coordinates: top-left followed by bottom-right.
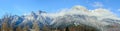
(0, 0), (120, 18)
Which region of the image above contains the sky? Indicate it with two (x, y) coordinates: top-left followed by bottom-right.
(0, 0), (120, 18)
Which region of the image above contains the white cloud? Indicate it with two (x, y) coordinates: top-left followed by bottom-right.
(56, 5), (117, 18)
(91, 2), (103, 8)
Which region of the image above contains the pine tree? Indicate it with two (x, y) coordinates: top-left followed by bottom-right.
(16, 26), (22, 31)
(32, 21), (40, 31)
(42, 25), (50, 31)
(1, 21), (7, 31)
(23, 25), (29, 31)
(1, 17), (10, 31)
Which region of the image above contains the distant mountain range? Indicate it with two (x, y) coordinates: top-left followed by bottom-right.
(0, 5), (120, 31)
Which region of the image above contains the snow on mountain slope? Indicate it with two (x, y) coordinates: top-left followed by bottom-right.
(0, 5), (120, 31)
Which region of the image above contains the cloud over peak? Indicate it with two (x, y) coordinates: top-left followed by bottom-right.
(58, 5), (117, 18)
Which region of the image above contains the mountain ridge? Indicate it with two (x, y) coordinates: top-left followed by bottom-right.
(0, 5), (120, 31)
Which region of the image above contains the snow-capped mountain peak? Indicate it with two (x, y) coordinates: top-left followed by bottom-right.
(0, 6), (120, 31)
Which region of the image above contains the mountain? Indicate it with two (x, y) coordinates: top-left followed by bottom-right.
(0, 5), (120, 31)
